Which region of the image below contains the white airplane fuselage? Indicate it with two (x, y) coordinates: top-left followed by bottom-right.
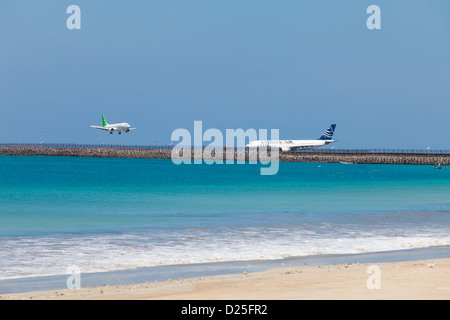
(104, 123), (132, 132)
(246, 124), (337, 152)
(247, 139), (334, 152)
(90, 115), (136, 134)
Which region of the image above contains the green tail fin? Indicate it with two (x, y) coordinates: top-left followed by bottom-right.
(102, 115), (108, 127)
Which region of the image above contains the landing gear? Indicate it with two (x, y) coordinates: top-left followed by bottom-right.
(118, 132), (121, 134)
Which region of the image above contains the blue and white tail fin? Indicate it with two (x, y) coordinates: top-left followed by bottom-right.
(318, 124), (336, 140)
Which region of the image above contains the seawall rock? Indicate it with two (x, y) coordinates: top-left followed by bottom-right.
(0, 147), (448, 165)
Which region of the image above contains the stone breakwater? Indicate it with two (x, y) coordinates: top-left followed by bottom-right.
(0, 146), (449, 165)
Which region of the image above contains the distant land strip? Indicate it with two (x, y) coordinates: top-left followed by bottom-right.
(0, 144), (449, 165)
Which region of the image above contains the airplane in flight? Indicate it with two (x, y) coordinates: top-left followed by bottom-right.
(90, 115), (136, 134)
(246, 124), (337, 152)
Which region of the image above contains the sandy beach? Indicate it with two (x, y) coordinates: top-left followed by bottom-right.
(1, 258), (449, 300)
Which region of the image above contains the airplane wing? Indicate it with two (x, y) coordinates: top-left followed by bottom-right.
(90, 125), (109, 131)
(289, 145), (316, 151)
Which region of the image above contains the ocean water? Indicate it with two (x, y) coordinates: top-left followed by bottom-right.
(0, 155), (449, 280)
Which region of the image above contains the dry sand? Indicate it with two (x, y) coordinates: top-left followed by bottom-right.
(1, 258), (449, 300)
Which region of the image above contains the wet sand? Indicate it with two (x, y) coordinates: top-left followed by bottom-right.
(2, 258), (449, 300)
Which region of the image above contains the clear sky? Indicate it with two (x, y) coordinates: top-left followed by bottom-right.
(1, 0), (449, 149)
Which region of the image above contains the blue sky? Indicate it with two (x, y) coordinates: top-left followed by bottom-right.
(1, 0), (449, 149)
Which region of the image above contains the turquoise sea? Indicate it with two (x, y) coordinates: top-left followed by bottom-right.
(0, 155), (449, 280)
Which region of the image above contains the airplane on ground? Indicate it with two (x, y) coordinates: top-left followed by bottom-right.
(90, 115), (136, 134)
(246, 124), (337, 152)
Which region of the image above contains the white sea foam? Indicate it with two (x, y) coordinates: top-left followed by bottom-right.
(1, 224), (450, 280)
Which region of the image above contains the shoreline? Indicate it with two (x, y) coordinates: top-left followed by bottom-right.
(1, 246), (449, 299)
